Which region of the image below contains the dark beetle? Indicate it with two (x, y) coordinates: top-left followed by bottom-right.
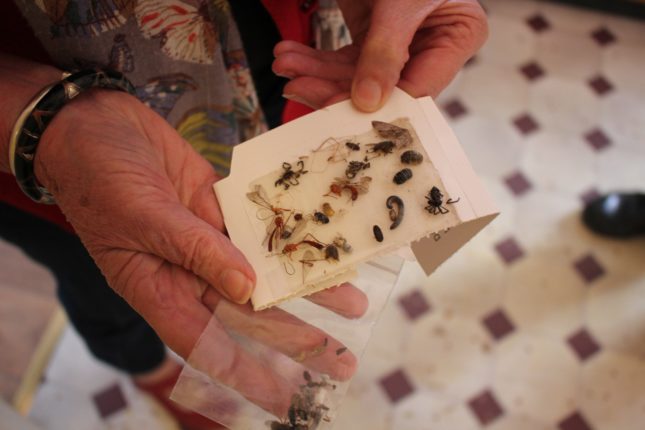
(373, 225), (384, 242)
(393, 168), (413, 185)
(400, 150), (423, 165)
(324, 244), (340, 261)
(313, 211), (330, 224)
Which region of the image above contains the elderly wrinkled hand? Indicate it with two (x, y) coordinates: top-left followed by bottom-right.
(33, 89), (368, 365)
(273, 0), (488, 111)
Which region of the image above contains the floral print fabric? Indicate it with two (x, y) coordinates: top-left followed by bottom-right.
(18, 0), (267, 176)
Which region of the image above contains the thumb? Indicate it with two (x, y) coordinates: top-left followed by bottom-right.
(351, 1), (439, 112)
(139, 201), (256, 304)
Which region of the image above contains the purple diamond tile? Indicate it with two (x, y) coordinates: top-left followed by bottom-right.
(559, 411), (593, 430)
(93, 383), (127, 419)
(588, 75), (614, 96)
(579, 188), (601, 205)
(512, 113), (540, 135)
(567, 328), (602, 361)
(574, 254), (605, 283)
(591, 27), (617, 46)
(519, 62), (545, 81)
(483, 309), (515, 340)
(504, 171), (533, 197)
(399, 289), (432, 321)
(494, 237), (525, 265)
(379, 369), (415, 403)
(443, 99), (468, 119)
(526, 14), (551, 33)
(468, 390), (504, 425)
(584, 128), (612, 151)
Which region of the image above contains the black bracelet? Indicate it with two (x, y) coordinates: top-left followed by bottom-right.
(8, 69), (136, 204)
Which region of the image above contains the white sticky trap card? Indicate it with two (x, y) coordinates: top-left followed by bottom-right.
(173, 89), (499, 430)
(214, 88), (499, 311)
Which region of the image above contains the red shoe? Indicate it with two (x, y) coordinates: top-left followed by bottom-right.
(134, 363), (225, 430)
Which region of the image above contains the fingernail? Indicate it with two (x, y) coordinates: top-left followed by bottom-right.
(282, 93), (319, 109)
(354, 77), (382, 112)
(219, 269), (254, 304)
(275, 71), (296, 79)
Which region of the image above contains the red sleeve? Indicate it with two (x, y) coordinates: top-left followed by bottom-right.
(261, 0), (316, 123)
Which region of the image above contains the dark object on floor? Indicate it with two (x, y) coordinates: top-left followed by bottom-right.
(545, 0), (645, 20)
(582, 192), (645, 238)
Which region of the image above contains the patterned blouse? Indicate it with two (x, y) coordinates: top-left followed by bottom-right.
(11, 0), (350, 177)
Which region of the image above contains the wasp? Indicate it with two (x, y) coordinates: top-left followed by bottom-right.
(325, 176), (372, 201)
(424, 186), (460, 215)
(372, 120), (412, 147)
(275, 160), (308, 190)
(345, 160), (371, 179)
(280, 233), (326, 259)
(246, 185), (293, 252)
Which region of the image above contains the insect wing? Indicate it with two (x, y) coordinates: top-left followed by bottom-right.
(246, 184), (272, 209)
(301, 250), (315, 283)
(372, 120), (412, 147)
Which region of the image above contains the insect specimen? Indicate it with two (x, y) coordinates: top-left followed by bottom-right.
(281, 233), (326, 259)
(393, 168), (413, 185)
(386, 196), (404, 230)
(424, 186), (460, 215)
(297, 236), (341, 265)
(313, 211), (330, 224)
(323, 244), (340, 261)
(332, 235), (352, 253)
(345, 142), (360, 151)
(372, 120), (412, 147)
(345, 160), (371, 179)
(325, 176), (372, 201)
(321, 202), (335, 218)
(246, 185), (292, 252)
(373, 225), (384, 242)
(267, 372), (335, 430)
(275, 160), (308, 190)
(366, 140), (396, 156)
(400, 150), (423, 165)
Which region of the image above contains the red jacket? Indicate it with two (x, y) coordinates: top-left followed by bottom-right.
(0, 0), (315, 233)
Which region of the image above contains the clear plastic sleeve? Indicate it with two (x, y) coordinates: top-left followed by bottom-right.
(171, 255), (404, 430)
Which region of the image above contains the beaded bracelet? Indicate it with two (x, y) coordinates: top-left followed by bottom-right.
(8, 69), (136, 204)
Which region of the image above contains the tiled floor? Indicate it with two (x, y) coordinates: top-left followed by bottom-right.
(0, 239), (56, 402)
(3, 0), (645, 429)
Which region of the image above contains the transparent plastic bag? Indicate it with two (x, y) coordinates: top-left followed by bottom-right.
(171, 255), (404, 430)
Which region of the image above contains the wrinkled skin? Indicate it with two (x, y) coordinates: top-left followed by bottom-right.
(273, 0), (488, 110)
(28, 0), (488, 413)
(34, 90), (368, 413)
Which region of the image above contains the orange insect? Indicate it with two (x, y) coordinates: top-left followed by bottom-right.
(324, 176), (372, 201)
(246, 185), (292, 252)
